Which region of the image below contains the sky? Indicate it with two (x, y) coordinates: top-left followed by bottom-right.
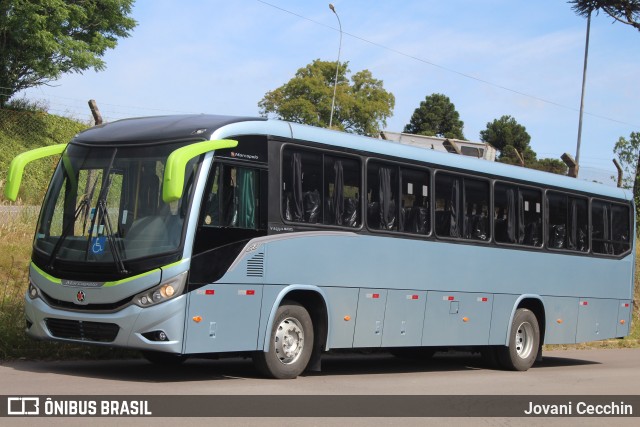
(21, 0), (640, 185)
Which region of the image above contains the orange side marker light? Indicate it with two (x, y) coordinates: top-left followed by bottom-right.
(193, 316), (202, 323)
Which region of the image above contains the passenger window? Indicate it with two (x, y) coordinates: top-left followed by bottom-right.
(593, 201), (630, 255)
(282, 149), (322, 223)
(546, 192), (587, 251)
(399, 168), (430, 235)
(282, 147), (361, 228)
(435, 173), (489, 241)
(611, 204), (631, 255)
(463, 178), (490, 241)
(435, 173), (462, 238)
(367, 162), (398, 231)
(202, 163), (259, 229)
(496, 184), (542, 246)
(324, 155), (361, 227)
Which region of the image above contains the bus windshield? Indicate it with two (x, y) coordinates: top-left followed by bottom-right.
(34, 142), (201, 274)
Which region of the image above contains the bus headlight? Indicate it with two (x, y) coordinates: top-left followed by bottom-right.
(134, 271), (187, 308)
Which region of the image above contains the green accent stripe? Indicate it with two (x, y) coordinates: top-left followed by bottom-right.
(5, 144), (67, 201)
(30, 260), (186, 287)
(161, 259), (187, 270)
(162, 139), (238, 203)
(103, 268), (160, 287)
(61, 152), (77, 193)
(30, 263), (62, 284)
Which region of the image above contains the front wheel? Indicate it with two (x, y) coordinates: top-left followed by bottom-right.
(253, 301), (314, 379)
(497, 308), (540, 371)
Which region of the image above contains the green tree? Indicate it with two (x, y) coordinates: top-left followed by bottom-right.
(533, 158), (569, 175)
(480, 115), (568, 175)
(0, 0), (137, 106)
(480, 115), (533, 164)
(569, 1), (640, 31)
(258, 59), (395, 137)
(403, 93), (465, 139)
(613, 132), (640, 209)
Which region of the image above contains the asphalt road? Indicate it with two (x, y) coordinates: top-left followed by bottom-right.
(1, 348), (639, 426)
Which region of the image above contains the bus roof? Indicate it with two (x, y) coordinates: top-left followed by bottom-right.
(73, 114), (629, 202)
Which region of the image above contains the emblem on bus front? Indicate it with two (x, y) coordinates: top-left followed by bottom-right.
(76, 291), (86, 304)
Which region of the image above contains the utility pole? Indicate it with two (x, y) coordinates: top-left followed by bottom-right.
(575, 10), (591, 178)
(328, 3), (342, 129)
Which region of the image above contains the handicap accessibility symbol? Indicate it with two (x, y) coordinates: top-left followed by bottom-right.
(91, 236), (106, 254)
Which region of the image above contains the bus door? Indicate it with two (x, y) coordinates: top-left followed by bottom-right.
(184, 161), (268, 354)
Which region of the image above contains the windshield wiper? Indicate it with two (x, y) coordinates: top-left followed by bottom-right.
(83, 149), (128, 274)
(47, 195), (91, 271)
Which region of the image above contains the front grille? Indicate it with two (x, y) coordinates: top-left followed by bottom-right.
(40, 290), (133, 312)
(45, 318), (120, 342)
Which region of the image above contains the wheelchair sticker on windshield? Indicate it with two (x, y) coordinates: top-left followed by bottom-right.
(91, 236), (106, 254)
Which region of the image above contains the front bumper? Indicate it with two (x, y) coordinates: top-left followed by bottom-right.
(24, 293), (187, 354)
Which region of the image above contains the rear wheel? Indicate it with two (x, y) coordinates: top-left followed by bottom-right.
(254, 302), (314, 379)
(497, 308), (540, 371)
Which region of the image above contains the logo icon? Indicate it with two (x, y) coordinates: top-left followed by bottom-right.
(76, 291), (86, 303)
(91, 236), (106, 254)
(7, 397), (40, 415)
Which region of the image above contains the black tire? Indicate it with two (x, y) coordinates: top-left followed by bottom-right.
(141, 351), (188, 365)
(497, 308), (540, 371)
(254, 301), (314, 379)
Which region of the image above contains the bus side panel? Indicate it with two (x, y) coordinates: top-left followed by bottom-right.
(322, 287), (359, 349)
(488, 294), (519, 345)
(353, 289), (387, 348)
(422, 292), (492, 346)
(541, 296), (579, 345)
(382, 290), (427, 347)
(184, 284), (263, 354)
(616, 300), (632, 338)
(576, 298), (620, 343)
(256, 284), (287, 351)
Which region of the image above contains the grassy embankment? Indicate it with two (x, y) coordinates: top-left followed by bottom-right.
(0, 108), (638, 360)
(0, 107), (137, 359)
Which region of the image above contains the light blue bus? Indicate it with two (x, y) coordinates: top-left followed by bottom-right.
(5, 115), (635, 378)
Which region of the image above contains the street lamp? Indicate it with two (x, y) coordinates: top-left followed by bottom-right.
(329, 3), (342, 129)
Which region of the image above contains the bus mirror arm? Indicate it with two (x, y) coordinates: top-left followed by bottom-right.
(162, 139), (238, 203)
(4, 144), (68, 201)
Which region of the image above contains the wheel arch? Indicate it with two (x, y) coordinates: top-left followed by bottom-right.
(260, 285), (330, 353)
(505, 295), (546, 346)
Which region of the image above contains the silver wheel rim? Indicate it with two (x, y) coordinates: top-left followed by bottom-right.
(274, 317), (304, 365)
(515, 321), (534, 359)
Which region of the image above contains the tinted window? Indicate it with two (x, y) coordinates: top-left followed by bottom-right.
(282, 147), (360, 227)
(400, 168), (430, 235)
(593, 200), (631, 255)
(282, 149), (322, 223)
(546, 192), (588, 252)
(324, 155), (361, 227)
(435, 173), (489, 241)
(367, 162), (398, 231)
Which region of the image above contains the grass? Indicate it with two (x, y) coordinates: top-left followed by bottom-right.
(0, 206), (137, 360)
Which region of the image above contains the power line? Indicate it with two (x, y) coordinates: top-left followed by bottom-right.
(255, 0), (640, 129)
